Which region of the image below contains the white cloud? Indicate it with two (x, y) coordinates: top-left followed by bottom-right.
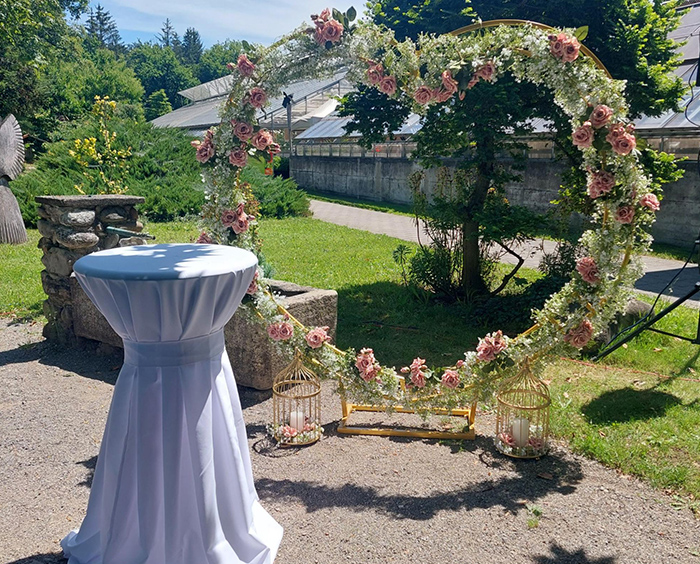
(94, 0), (362, 45)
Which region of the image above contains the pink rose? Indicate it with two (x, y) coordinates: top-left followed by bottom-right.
(362, 364), (380, 382)
(409, 357), (426, 376)
(441, 70), (458, 94)
(549, 33), (567, 58)
(572, 122), (594, 148)
(221, 209), (237, 227)
(247, 87), (267, 109)
(564, 319), (594, 349)
(228, 146), (248, 168)
(314, 26), (326, 45)
(476, 330), (507, 362)
(237, 54), (255, 77)
(413, 85), (433, 105)
(195, 140), (215, 163)
(589, 105), (613, 129)
(321, 18), (344, 44)
(278, 322), (294, 341)
(305, 326), (330, 349)
(367, 64), (383, 85)
(267, 323), (281, 340)
(433, 88), (453, 103)
(232, 120), (254, 141)
(231, 213), (250, 234)
(441, 369), (460, 389)
(196, 231), (212, 244)
(576, 256), (600, 284)
(226, 62), (236, 72)
(476, 62), (495, 82)
(562, 37), (581, 63)
(456, 359), (465, 368)
(606, 123), (626, 140)
(640, 193), (660, 211)
(410, 371), (426, 388)
(379, 75), (397, 96)
(458, 90), (466, 101)
(467, 75), (479, 89)
(614, 205), (635, 224)
(246, 271), (259, 295)
(610, 133), (636, 156)
(355, 348), (376, 373)
(251, 129), (274, 151)
(318, 8), (331, 21)
(268, 142), (281, 155)
(587, 170), (616, 199)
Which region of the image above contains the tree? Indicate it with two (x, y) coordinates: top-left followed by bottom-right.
(0, 0), (88, 143)
(127, 43), (197, 108)
(85, 4), (122, 53)
(345, 0), (686, 298)
(181, 27), (203, 65)
(197, 40), (245, 83)
(158, 18), (180, 49)
(145, 89), (172, 120)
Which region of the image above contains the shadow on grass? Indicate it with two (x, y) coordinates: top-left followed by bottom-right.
(531, 542), (616, 564)
(256, 438), (583, 520)
(582, 387), (683, 424)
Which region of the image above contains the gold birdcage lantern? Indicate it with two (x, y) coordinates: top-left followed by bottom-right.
(495, 359), (550, 458)
(270, 349), (322, 447)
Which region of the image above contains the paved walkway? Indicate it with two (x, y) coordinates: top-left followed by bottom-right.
(310, 199), (700, 309)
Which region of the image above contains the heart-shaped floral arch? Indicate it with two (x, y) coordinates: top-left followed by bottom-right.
(193, 8), (659, 415)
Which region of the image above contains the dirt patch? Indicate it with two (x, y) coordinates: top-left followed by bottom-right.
(1, 318), (699, 564)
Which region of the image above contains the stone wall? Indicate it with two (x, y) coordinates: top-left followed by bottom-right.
(35, 195), (146, 344)
(293, 156), (700, 248)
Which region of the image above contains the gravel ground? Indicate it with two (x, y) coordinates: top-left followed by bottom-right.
(2, 318), (699, 564)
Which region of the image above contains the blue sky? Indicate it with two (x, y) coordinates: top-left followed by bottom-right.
(77, 1), (361, 47)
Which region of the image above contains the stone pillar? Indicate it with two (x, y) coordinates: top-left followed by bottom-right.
(35, 195), (146, 344)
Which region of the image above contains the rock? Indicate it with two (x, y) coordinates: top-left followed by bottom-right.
(41, 246), (81, 277)
(60, 305), (73, 326)
(36, 219), (55, 239)
(118, 236), (146, 247)
(54, 227), (99, 250)
(36, 204), (61, 223)
(99, 232), (120, 249)
(37, 236), (55, 253)
(36, 195), (144, 208)
(41, 270), (71, 305)
(594, 298), (654, 348)
(59, 210), (95, 229)
(99, 206), (128, 223)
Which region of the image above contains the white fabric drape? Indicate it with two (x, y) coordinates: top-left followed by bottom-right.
(62, 244), (283, 564)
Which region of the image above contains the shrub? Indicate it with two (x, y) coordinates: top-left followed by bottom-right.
(241, 159), (310, 219)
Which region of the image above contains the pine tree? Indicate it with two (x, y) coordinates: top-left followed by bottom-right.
(158, 19), (179, 48)
(145, 89), (172, 120)
(181, 27), (203, 65)
(85, 4), (122, 53)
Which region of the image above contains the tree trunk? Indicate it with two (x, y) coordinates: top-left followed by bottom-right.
(461, 219), (486, 295)
(0, 181), (28, 244)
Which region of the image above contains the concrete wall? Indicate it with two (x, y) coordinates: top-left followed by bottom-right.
(294, 155), (700, 248)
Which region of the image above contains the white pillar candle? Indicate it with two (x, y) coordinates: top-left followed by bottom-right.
(289, 410), (305, 431)
(512, 417), (530, 448)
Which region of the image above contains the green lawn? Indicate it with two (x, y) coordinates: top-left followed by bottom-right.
(2, 218), (699, 502)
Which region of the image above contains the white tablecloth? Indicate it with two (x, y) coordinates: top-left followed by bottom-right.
(62, 244), (282, 564)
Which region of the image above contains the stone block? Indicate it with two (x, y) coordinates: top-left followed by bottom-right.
(41, 246), (81, 277)
(54, 227), (99, 250)
(99, 233), (120, 249)
(59, 210), (95, 229)
(41, 270), (71, 305)
(99, 206), (128, 223)
(37, 219), (55, 239)
(71, 278), (338, 390)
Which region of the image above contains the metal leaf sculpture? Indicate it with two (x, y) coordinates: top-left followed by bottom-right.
(0, 114), (28, 244)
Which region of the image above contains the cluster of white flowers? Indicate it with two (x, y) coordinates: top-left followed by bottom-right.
(193, 11), (660, 412)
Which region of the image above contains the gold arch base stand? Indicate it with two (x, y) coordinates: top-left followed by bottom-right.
(336, 381), (477, 440)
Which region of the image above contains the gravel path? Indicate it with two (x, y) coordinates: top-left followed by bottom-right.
(2, 318), (699, 564)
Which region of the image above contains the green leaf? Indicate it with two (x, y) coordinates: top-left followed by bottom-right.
(347, 6), (357, 22)
(332, 8), (343, 21)
(241, 40), (251, 51)
(574, 26), (588, 42)
(636, 137), (649, 150)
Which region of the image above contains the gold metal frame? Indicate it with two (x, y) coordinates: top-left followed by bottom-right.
(450, 19), (612, 79)
(337, 380), (477, 440)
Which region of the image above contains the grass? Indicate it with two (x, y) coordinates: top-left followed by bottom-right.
(2, 218), (700, 501)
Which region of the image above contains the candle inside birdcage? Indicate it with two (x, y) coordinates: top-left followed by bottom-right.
(495, 359), (550, 458)
(269, 349), (323, 446)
